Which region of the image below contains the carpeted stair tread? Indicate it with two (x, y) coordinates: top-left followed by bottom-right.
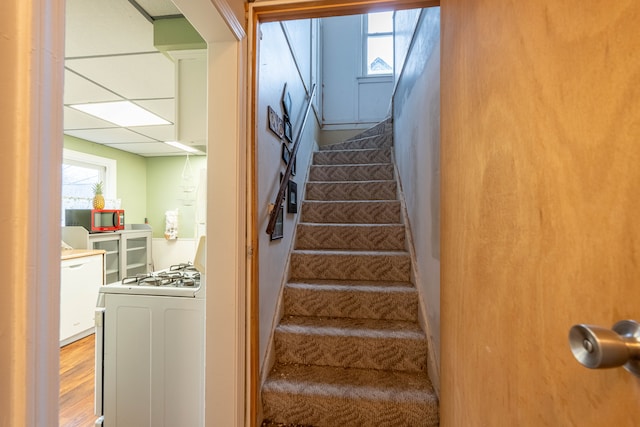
(319, 133), (393, 152)
(309, 163), (394, 181)
(305, 180), (397, 201)
(278, 315), (424, 337)
(287, 278), (415, 288)
(300, 200), (402, 224)
(284, 280), (418, 321)
(290, 250), (411, 282)
(313, 148), (391, 165)
(262, 117), (439, 425)
(295, 223), (406, 251)
(262, 363), (439, 427)
(275, 315), (427, 371)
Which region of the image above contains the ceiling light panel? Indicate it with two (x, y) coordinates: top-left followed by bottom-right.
(64, 106), (120, 130)
(70, 101), (171, 127)
(105, 142), (186, 157)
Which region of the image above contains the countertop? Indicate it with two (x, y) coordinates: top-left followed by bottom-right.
(61, 249), (106, 261)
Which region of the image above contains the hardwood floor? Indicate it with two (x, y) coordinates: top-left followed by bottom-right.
(60, 334), (96, 427)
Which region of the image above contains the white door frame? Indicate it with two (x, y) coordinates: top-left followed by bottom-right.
(2, 0), (247, 425)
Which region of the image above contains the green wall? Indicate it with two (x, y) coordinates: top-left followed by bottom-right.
(64, 135), (148, 224)
(63, 135), (206, 238)
(146, 156), (206, 238)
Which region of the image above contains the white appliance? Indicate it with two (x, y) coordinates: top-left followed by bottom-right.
(95, 237), (206, 426)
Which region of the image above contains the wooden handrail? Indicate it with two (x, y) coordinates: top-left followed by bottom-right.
(266, 83), (317, 235)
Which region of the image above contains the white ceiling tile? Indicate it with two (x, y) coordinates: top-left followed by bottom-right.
(128, 124), (176, 141)
(135, 99), (175, 122)
(135, 0), (181, 17)
(66, 53), (175, 100)
(64, 106), (119, 130)
(65, 0), (154, 57)
(64, 128), (158, 144)
(64, 70), (123, 104)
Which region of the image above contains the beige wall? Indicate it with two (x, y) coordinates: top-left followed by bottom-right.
(392, 7), (440, 392)
(441, 1), (640, 425)
(256, 20), (320, 375)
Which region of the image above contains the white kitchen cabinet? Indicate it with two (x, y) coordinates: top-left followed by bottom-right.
(60, 252), (104, 346)
(62, 224), (153, 285)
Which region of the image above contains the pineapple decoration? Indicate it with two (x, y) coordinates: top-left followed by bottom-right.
(92, 181), (105, 210)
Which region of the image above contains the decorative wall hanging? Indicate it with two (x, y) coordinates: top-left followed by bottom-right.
(284, 120), (293, 143)
(282, 83), (292, 118)
(268, 105), (284, 139)
(287, 180), (298, 213)
(281, 143), (291, 165)
(270, 205), (284, 240)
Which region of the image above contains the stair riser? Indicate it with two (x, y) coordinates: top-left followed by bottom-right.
(319, 133), (393, 151)
(300, 201), (402, 224)
(262, 391), (438, 427)
(313, 149), (391, 165)
(290, 252), (411, 282)
(284, 285), (418, 321)
(306, 181), (397, 201)
(275, 329), (427, 372)
(295, 224), (405, 251)
(309, 164), (394, 181)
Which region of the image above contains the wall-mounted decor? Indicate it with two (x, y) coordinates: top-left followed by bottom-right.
(287, 180), (298, 213)
(282, 83), (292, 118)
(270, 204), (284, 240)
(268, 105), (284, 139)
(284, 120), (293, 143)
(291, 155), (296, 176)
(281, 143), (291, 165)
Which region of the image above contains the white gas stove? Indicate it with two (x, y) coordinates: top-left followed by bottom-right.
(95, 237), (206, 426)
(99, 262), (204, 297)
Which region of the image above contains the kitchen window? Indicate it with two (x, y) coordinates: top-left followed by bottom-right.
(363, 11), (394, 76)
(61, 149), (117, 224)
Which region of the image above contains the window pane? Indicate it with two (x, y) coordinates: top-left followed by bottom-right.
(367, 35), (394, 74)
(368, 11), (393, 34)
(61, 163), (105, 223)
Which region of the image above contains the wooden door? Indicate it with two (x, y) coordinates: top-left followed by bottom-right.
(441, 1), (640, 425)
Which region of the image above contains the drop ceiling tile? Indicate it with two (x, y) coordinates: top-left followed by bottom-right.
(128, 124), (176, 141)
(104, 142), (185, 157)
(135, 99), (175, 122)
(64, 106), (119, 130)
(135, 0), (181, 17)
(66, 52), (175, 100)
(65, 0), (154, 57)
(64, 70), (123, 104)
(64, 128), (158, 144)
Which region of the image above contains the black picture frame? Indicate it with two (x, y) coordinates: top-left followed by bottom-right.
(270, 205), (284, 240)
(287, 180), (298, 213)
(291, 155), (296, 176)
(268, 105), (284, 139)
(281, 143), (290, 165)
(282, 84), (292, 118)
(284, 119), (293, 143)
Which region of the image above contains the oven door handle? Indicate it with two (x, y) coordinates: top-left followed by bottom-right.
(94, 307), (105, 417)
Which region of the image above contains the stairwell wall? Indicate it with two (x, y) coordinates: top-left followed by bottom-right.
(256, 20), (321, 373)
(392, 7), (441, 391)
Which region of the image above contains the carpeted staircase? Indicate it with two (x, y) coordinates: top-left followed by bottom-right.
(262, 119), (439, 427)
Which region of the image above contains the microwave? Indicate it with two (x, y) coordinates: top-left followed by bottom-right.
(65, 209), (125, 233)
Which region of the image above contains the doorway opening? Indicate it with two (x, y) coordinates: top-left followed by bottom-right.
(248, 1), (440, 424)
